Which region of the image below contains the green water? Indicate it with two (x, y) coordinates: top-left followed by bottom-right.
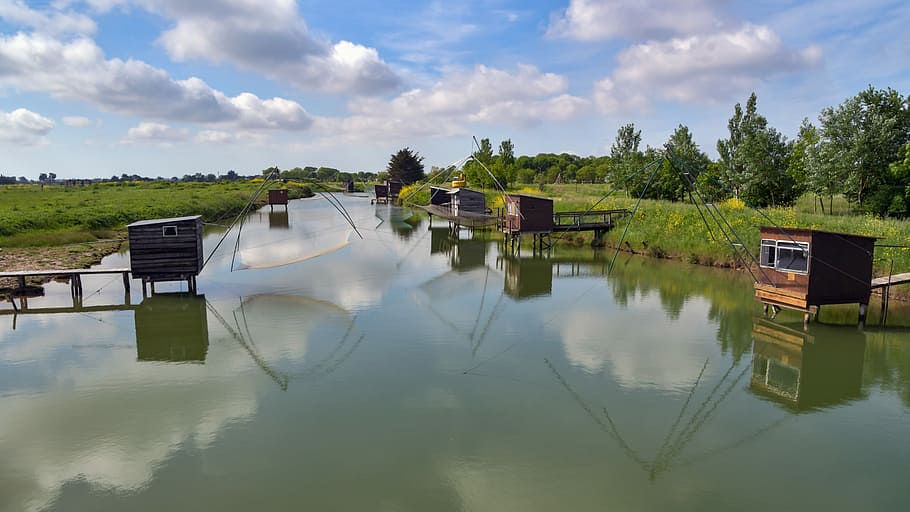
(1, 197), (909, 511)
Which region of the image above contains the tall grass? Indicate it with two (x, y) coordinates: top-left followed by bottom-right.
(0, 181), (311, 247)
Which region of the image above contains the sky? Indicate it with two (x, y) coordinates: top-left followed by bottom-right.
(0, 0), (908, 179)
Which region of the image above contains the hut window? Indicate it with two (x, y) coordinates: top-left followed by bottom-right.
(162, 225), (178, 237)
(760, 239), (776, 268)
(775, 241), (809, 273)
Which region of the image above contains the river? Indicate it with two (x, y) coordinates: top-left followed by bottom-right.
(1, 195), (908, 511)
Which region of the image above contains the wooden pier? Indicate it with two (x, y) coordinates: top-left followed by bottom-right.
(0, 268), (131, 298)
(870, 272), (910, 289)
(551, 209), (629, 238)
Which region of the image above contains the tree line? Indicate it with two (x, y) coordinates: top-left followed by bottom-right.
(389, 85), (909, 218)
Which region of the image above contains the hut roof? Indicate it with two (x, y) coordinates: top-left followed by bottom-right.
(127, 215), (202, 228)
(757, 226), (879, 240)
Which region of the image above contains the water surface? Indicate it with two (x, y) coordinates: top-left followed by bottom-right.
(1, 196), (909, 511)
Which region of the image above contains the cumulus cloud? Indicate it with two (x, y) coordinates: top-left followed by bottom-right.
(319, 64), (588, 140)
(92, 0), (401, 95)
(592, 24), (822, 113)
(0, 0), (96, 35)
(548, 0), (724, 41)
(0, 108), (54, 145)
(0, 33), (313, 131)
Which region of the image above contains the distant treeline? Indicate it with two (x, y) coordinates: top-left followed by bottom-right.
(456, 86), (910, 218)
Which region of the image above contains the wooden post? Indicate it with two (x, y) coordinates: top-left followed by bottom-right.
(122, 272), (130, 293)
(858, 303), (868, 328)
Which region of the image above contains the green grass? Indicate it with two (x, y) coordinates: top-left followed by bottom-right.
(0, 181), (312, 247)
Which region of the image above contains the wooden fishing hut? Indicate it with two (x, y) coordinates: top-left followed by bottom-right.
(373, 183), (389, 204)
(388, 180), (403, 199)
(430, 186), (451, 206)
(419, 187), (497, 231)
(750, 319), (865, 412)
(342, 180), (355, 193)
(135, 294), (209, 363)
(753, 227), (876, 324)
(501, 194), (554, 251)
(127, 215), (203, 295)
(268, 189), (288, 211)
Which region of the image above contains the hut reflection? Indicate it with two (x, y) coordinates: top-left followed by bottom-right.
(502, 257), (553, 300)
(268, 210), (290, 229)
(430, 227), (488, 271)
(135, 293), (209, 363)
(750, 319), (866, 411)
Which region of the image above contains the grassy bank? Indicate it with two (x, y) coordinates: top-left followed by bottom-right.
(0, 180), (312, 248)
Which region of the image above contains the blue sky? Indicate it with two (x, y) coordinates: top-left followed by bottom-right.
(0, 0), (908, 179)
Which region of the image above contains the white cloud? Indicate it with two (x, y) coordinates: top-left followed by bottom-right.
(123, 122), (189, 143)
(0, 33), (313, 131)
(0, 0), (96, 35)
(62, 115), (92, 127)
(321, 64), (588, 140)
(0, 108), (54, 145)
(548, 0), (725, 41)
(116, 0), (401, 96)
(592, 24), (822, 113)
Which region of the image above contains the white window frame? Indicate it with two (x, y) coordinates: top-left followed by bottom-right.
(162, 225), (178, 237)
(760, 239), (809, 274)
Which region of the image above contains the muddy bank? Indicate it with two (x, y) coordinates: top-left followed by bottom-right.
(0, 238), (125, 293)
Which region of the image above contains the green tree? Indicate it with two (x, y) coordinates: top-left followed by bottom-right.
(717, 93), (795, 207)
(610, 123), (644, 194)
(815, 86), (910, 212)
(387, 147), (425, 184)
(660, 124), (711, 201)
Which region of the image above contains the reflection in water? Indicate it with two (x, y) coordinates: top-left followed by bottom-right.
(268, 210), (289, 229)
(429, 227), (489, 271)
(750, 319), (866, 411)
(135, 294), (209, 363)
(502, 256), (553, 299)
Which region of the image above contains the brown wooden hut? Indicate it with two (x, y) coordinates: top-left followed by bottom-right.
(502, 194), (554, 234)
(268, 189), (288, 210)
(374, 183), (389, 203)
(127, 215), (203, 294)
(135, 294), (209, 363)
(753, 226), (876, 323)
(388, 180), (403, 199)
(448, 188), (486, 216)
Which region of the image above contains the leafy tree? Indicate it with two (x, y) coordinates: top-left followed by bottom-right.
(815, 86), (910, 211)
(498, 139), (515, 166)
(660, 124), (711, 201)
(716, 93), (794, 207)
(387, 147), (425, 184)
(316, 167), (339, 182)
(610, 123), (644, 194)
(39, 172), (48, 182)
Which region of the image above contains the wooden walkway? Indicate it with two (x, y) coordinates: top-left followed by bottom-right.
(871, 272), (910, 289)
(551, 209), (629, 234)
(0, 267), (131, 298)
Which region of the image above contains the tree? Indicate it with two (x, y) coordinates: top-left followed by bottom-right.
(39, 172), (48, 182)
(716, 93), (795, 207)
(659, 124), (711, 201)
(498, 139), (515, 167)
(815, 86), (910, 211)
(610, 123), (644, 194)
(387, 147), (425, 184)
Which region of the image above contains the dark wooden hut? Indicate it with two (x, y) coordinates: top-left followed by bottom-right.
(754, 226), (876, 323)
(135, 294), (209, 363)
(430, 186), (451, 206)
(342, 180), (355, 193)
(374, 183), (389, 203)
(127, 215), (203, 294)
(268, 189), (288, 210)
(387, 180), (403, 199)
(502, 194), (554, 234)
(448, 188), (486, 216)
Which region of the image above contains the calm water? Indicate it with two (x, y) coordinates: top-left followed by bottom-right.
(1, 196), (909, 511)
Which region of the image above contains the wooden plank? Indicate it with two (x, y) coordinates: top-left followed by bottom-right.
(0, 268), (130, 278)
(755, 289), (809, 309)
(871, 272), (910, 289)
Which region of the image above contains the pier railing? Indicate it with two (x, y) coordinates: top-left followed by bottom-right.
(553, 209), (630, 228)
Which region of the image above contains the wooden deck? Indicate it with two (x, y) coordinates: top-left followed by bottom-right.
(417, 205), (500, 229)
(551, 209), (629, 234)
(871, 272), (910, 289)
(0, 267), (131, 297)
